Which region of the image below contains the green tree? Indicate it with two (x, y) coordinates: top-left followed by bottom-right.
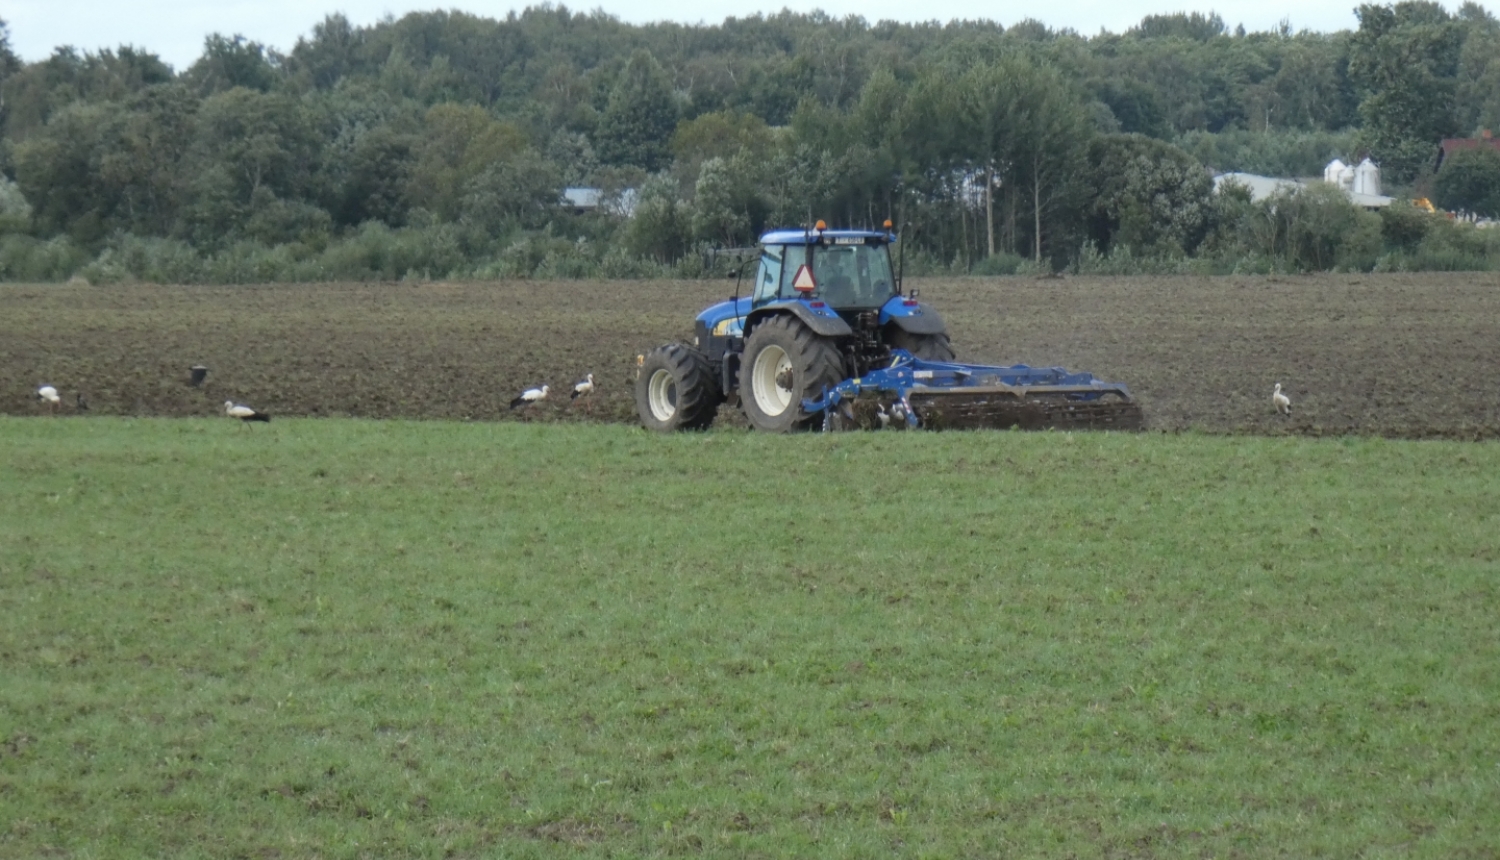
(314, 84), (421, 227)
(670, 110), (773, 180)
(13, 102), (121, 241)
(1349, 2), (1464, 183)
(1086, 134), (1214, 256)
(623, 174), (692, 262)
(287, 14), (364, 90)
(406, 103), (530, 221)
(185, 34), (281, 94)
(1131, 12), (1227, 41)
(690, 155), (760, 246)
(0, 19), (18, 79)
(951, 59), (1092, 262)
(99, 83), (200, 235)
(595, 50), (678, 171)
(181, 87), (323, 244)
(1455, 3), (1500, 133)
(1432, 146), (1500, 215)
(459, 151), (563, 233)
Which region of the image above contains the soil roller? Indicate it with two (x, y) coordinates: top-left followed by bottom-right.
(803, 350), (1144, 431)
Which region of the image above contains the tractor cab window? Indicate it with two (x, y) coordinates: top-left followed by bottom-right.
(812, 243), (895, 308)
(753, 247), (784, 304)
(756, 240), (896, 307)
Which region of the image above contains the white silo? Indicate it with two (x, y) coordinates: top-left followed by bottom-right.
(1324, 158), (1347, 185)
(1353, 158), (1381, 196)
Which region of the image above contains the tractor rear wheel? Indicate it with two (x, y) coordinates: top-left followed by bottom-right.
(887, 328), (956, 362)
(636, 343), (720, 432)
(741, 314), (846, 432)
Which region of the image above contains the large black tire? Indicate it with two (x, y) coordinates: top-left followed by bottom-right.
(635, 343), (720, 432)
(886, 327), (956, 362)
(741, 314), (847, 432)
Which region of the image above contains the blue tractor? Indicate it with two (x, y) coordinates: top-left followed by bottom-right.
(635, 222), (1143, 432)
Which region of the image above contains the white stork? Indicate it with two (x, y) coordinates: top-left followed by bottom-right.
(224, 400), (270, 423)
(36, 385), (60, 414)
(570, 374), (595, 400)
(1272, 383), (1292, 416)
(510, 384), (549, 409)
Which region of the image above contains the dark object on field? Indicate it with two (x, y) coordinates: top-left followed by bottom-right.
(190, 365), (209, 387)
(635, 221), (1141, 433)
(510, 385), (549, 409)
(224, 401), (270, 423)
(76, 393), (88, 411)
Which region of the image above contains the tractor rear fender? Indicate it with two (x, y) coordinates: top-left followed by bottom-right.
(879, 296), (947, 335)
(745, 302), (853, 339)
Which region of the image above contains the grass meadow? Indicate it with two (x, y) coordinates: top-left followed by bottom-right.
(2, 417), (1498, 858)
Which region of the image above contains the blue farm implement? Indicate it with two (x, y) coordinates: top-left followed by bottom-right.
(634, 222), (1142, 432)
(805, 350), (1142, 432)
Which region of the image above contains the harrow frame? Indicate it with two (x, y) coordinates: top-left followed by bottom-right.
(803, 350), (1143, 431)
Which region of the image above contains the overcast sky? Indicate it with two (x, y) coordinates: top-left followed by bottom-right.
(4, 0), (1492, 72)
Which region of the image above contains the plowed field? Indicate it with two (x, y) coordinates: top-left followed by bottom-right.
(4, 273), (1499, 438)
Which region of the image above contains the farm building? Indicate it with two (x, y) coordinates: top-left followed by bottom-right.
(561, 187), (639, 217)
(1213, 159), (1393, 209)
(1434, 134), (1500, 172)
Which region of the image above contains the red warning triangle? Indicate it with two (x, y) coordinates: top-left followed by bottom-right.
(792, 264), (817, 292)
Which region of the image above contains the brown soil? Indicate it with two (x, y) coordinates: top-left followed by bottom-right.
(4, 273), (1498, 438)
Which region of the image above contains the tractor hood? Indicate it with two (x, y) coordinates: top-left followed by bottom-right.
(696, 296), (752, 338)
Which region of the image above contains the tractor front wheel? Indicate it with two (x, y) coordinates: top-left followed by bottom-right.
(635, 343), (720, 432)
(741, 315), (846, 432)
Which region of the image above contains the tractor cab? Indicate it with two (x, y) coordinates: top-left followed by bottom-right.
(752, 226), (897, 311)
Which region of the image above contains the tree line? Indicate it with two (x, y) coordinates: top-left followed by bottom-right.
(3, 2), (1500, 282)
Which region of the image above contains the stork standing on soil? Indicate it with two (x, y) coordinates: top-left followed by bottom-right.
(36, 385), (60, 414)
(224, 400), (270, 424)
(190, 365), (210, 388)
(510, 384), (549, 409)
(76, 393), (89, 411)
(570, 374), (595, 400)
(1272, 383), (1292, 416)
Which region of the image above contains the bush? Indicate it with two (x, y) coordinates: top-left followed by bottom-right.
(969, 252), (1025, 276)
(1074, 242), (1217, 275)
(313, 222), (468, 280)
(1432, 147), (1500, 218)
(1248, 184), (1381, 272)
(0, 235), (89, 281)
(1378, 203), (1442, 252)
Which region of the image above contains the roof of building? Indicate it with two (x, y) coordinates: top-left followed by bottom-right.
(1436, 137), (1500, 170)
(1214, 172), (1392, 208)
(1213, 172), (1302, 202)
(562, 187), (601, 208)
(561, 186), (639, 216)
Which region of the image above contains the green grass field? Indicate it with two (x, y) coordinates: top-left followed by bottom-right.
(3, 418), (1498, 858)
